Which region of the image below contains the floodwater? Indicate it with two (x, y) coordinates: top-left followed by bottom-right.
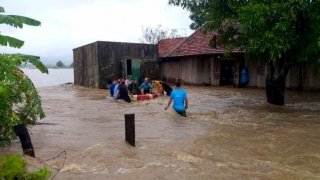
(1, 69), (320, 180)
(22, 68), (74, 87)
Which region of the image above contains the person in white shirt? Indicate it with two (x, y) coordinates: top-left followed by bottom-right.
(125, 75), (132, 87)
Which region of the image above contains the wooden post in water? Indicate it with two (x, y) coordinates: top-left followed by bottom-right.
(124, 114), (135, 147)
(13, 124), (35, 158)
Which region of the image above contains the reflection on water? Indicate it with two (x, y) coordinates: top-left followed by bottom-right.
(1, 72), (320, 179)
(21, 68), (74, 88)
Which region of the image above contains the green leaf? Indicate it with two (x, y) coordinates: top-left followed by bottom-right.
(7, 15), (41, 26)
(0, 6), (4, 13)
(0, 34), (24, 48)
(0, 14), (40, 28)
(0, 85), (9, 96)
(13, 54), (48, 74)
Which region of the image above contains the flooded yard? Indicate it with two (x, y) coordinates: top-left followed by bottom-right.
(1, 84), (320, 180)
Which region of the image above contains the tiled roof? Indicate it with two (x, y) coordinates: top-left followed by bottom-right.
(157, 38), (186, 58)
(159, 25), (240, 58)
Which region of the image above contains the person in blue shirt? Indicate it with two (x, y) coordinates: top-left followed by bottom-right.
(139, 78), (154, 95)
(109, 79), (117, 97)
(113, 79), (121, 99)
(164, 82), (188, 117)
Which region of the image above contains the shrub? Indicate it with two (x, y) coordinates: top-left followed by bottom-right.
(0, 154), (51, 180)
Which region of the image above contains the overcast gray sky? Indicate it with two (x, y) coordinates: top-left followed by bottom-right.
(1, 0), (192, 65)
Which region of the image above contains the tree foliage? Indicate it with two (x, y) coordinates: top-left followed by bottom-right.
(169, 0), (320, 64)
(56, 61), (64, 67)
(184, 1), (209, 30)
(0, 154), (51, 180)
(169, 0), (320, 104)
(139, 24), (181, 44)
(0, 6), (47, 145)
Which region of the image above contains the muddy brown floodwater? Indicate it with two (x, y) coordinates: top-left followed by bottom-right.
(1, 85), (320, 180)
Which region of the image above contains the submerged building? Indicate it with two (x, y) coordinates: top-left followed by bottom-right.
(73, 41), (159, 88)
(157, 27), (320, 90)
(73, 30), (320, 90)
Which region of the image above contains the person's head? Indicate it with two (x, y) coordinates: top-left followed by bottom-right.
(120, 79), (125, 85)
(112, 80), (117, 84)
(144, 78), (149, 83)
(127, 75), (132, 80)
(175, 82), (181, 88)
(133, 77), (138, 84)
(117, 79), (121, 83)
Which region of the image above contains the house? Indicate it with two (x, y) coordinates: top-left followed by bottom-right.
(73, 41), (159, 88)
(158, 28), (320, 90)
(158, 27), (243, 87)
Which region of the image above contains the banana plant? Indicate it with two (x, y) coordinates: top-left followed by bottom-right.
(0, 6), (48, 145)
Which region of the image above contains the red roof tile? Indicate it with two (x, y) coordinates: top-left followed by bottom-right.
(157, 38), (186, 58)
(159, 26), (240, 58)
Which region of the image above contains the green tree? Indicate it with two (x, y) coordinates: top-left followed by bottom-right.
(139, 24), (181, 44)
(70, 62), (74, 67)
(186, 1), (208, 30)
(169, 0), (320, 105)
(0, 6), (48, 145)
(56, 60), (64, 67)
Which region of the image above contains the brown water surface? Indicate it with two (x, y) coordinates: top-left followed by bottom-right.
(1, 85), (320, 180)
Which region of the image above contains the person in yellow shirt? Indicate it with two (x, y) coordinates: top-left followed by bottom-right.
(152, 80), (163, 95)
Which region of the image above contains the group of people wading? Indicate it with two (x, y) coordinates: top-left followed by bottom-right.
(109, 76), (188, 117)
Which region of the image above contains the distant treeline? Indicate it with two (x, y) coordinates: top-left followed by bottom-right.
(20, 66), (74, 69)
(20, 61), (74, 68)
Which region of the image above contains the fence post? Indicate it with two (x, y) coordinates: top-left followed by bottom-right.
(124, 114), (135, 147)
(13, 124), (35, 158)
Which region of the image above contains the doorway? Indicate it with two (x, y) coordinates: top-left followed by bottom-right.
(122, 59), (140, 79)
(126, 59), (132, 76)
(220, 60), (235, 86)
